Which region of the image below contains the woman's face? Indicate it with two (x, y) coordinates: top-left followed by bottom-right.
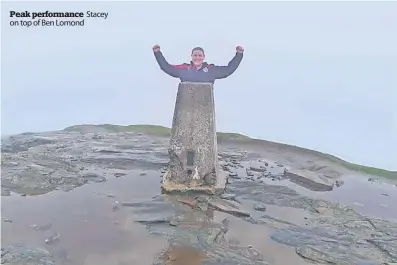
(191, 50), (205, 67)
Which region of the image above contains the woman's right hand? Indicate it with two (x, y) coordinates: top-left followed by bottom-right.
(152, 44), (160, 52)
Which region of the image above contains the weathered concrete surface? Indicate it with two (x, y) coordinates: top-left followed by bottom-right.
(163, 82), (225, 194)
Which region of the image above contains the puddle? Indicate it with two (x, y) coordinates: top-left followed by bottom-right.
(231, 157), (397, 222)
(1, 166), (314, 265)
(260, 205), (312, 227)
(2, 143), (396, 265)
(275, 175), (397, 222)
(159, 246), (206, 265)
(318, 176), (397, 221)
(1, 170), (167, 265)
(213, 212), (312, 265)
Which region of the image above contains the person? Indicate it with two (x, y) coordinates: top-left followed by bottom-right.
(152, 45), (244, 84)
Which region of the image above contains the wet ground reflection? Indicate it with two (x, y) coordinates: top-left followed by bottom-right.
(1, 171), (167, 265)
(3, 168), (396, 264)
(277, 174), (397, 222)
(2, 132), (397, 265)
(213, 212), (312, 265)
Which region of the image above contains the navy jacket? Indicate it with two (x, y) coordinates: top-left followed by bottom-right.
(154, 51), (243, 84)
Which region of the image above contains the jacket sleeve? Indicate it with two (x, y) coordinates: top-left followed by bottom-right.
(212, 52), (243, 79)
(154, 51), (181, 78)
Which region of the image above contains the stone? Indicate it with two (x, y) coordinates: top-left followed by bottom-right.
(208, 197), (250, 217)
(44, 233), (60, 245)
(335, 180), (344, 187)
(254, 203), (267, 212)
(29, 223), (52, 231)
(81, 173), (106, 183)
(220, 193), (237, 201)
(368, 177), (380, 183)
(284, 169), (334, 192)
(162, 82), (226, 194)
(114, 172), (126, 178)
(1, 244), (56, 265)
(229, 172), (238, 178)
(250, 166), (266, 173)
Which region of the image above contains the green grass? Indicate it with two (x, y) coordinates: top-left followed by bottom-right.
(65, 124), (171, 136)
(64, 124), (396, 179)
(322, 154), (397, 180)
(64, 124), (251, 140)
(217, 132), (251, 141)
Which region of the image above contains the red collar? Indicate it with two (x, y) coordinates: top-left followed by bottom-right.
(189, 61), (208, 70)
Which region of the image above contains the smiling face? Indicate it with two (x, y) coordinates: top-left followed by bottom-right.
(191, 49), (205, 67)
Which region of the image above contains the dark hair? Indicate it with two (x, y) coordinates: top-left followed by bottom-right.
(191, 47), (205, 55)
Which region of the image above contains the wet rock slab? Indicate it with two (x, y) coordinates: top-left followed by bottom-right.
(118, 170), (397, 264)
(1, 244), (56, 265)
(284, 169), (334, 191)
(122, 195), (268, 265)
(2, 130), (397, 265)
(220, 169), (397, 265)
(1, 132), (169, 195)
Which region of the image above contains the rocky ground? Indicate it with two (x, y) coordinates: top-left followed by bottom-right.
(1, 131), (396, 265)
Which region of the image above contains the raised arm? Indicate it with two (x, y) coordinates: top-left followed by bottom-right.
(212, 46), (244, 79)
(153, 45), (181, 78)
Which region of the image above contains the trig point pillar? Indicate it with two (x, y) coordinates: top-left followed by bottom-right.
(162, 82), (226, 194)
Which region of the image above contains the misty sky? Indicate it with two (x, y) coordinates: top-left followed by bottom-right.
(1, 1), (396, 170)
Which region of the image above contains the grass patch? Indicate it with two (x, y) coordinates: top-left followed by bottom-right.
(65, 124), (171, 136)
(64, 124), (396, 179)
(217, 132), (251, 141)
(64, 124), (251, 140)
(322, 154), (397, 179)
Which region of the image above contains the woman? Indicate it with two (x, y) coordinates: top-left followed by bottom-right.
(153, 45), (244, 84)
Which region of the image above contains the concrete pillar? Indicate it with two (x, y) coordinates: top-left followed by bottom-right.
(162, 82), (226, 194)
